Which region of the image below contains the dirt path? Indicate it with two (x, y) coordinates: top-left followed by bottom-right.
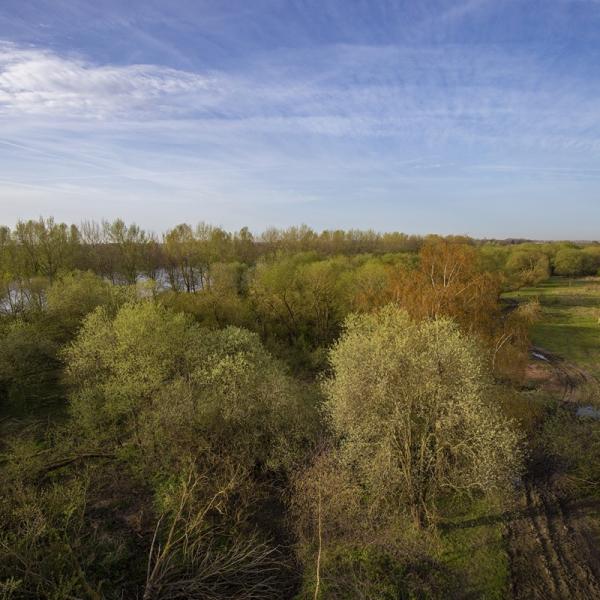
(529, 346), (592, 402)
(504, 349), (600, 599)
(506, 476), (600, 600)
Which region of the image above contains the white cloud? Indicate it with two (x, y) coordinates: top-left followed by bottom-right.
(0, 42), (218, 118)
(1, 39), (600, 165)
(1, 40), (599, 151)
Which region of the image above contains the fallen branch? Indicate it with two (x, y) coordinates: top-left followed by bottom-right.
(42, 452), (116, 474)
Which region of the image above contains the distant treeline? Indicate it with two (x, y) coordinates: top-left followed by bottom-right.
(1, 218), (599, 289)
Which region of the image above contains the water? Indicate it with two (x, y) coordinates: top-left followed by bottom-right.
(576, 405), (600, 420)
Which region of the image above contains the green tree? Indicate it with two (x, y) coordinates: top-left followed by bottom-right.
(344, 257), (391, 312)
(163, 223), (201, 291)
(249, 253), (316, 343)
(553, 248), (594, 277)
(505, 248), (550, 286)
(13, 217), (77, 281)
(0, 273), (131, 415)
(0, 318), (61, 413)
(296, 257), (350, 344)
(45, 270), (133, 339)
(324, 305), (523, 528)
(104, 219), (148, 284)
(582, 245), (600, 274)
(64, 301), (313, 471)
(233, 226), (257, 264)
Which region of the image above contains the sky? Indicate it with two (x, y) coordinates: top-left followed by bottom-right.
(0, 0), (599, 239)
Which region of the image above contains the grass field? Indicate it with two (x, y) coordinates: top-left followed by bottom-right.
(505, 277), (600, 377)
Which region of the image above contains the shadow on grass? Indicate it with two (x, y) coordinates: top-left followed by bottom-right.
(439, 496), (600, 533)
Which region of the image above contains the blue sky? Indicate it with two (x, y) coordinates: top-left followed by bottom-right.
(0, 0), (599, 238)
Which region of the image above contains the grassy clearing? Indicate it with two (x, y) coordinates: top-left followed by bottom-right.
(440, 498), (510, 599)
(504, 277), (600, 377)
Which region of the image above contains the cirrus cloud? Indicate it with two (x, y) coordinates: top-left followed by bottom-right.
(0, 42), (219, 118)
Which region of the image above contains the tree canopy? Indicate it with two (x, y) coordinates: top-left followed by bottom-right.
(324, 305), (523, 528)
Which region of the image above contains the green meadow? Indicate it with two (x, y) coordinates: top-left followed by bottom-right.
(505, 277), (600, 377)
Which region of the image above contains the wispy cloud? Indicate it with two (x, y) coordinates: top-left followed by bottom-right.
(2, 39), (599, 153)
(0, 42), (217, 118)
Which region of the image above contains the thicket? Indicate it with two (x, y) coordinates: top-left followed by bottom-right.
(0, 217), (594, 598)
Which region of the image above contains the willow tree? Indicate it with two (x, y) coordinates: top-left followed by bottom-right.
(324, 305), (523, 528)
(63, 301), (314, 472)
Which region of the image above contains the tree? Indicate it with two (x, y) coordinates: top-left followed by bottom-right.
(0, 272), (131, 414)
(388, 238), (501, 337)
(344, 257), (392, 312)
(296, 257), (350, 344)
(582, 245), (600, 275)
(104, 219), (148, 284)
(13, 217), (77, 281)
(64, 301), (313, 472)
(249, 253), (315, 344)
(553, 248), (594, 277)
(160, 262), (250, 328)
(233, 226), (257, 264)
(163, 223), (201, 291)
(0, 318), (61, 412)
(323, 305), (523, 528)
(505, 248), (550, 286)
(45, 270), (133, 339)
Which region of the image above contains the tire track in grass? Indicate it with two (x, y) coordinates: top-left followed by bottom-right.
(505, 348), (600, 599)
